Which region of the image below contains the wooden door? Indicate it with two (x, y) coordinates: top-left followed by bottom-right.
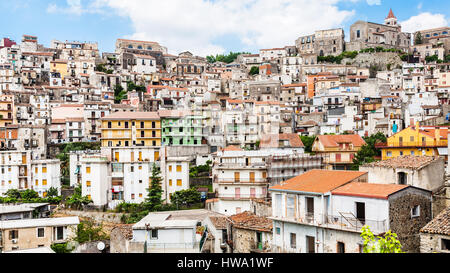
(234, 172), (240, 183)
(250, 172), (255, 182)
(154, 151), (160, 161)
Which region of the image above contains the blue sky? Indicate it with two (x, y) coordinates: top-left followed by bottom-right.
(1, 0), (448, 56)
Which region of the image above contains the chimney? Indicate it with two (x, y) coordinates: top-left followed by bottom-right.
(410, 118), (414, 128)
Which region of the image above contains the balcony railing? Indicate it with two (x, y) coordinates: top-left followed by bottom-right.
(271, 213), (387, 234)
(217, 178), (267, 184)
(218, 194), (268, 200)
(375, 140), (448, 148)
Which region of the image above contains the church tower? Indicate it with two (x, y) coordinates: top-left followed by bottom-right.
(384, 9), (398, 27)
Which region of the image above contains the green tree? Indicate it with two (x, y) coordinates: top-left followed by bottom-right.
(21, 189), (39, 200)
(425, 55), (439, 63)
(249, 66), (259, 75)
(4, 189), (21, 199)
(414, 32), (423, 45)
(51, 243), (73, 253)
(171, 188), (202, 208)
(73, 220), (109, 244)
(300, 135), (316, 153)
(114, 84), (127, 104)
(361, 226), (403, 253)
(47, 187), (59, 197)
(206, 52), (251, 64)
(144, 163), (164, 211)
(352, 132), (387, 170)
(66, 185), (91, 209)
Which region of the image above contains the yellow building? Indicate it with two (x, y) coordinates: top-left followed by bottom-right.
(378, 123), (448, 160)
(50, 60), (68, 80)
(101, 112), (161, 148)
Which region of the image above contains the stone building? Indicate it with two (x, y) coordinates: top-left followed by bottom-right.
(420, 206), (450, 253)
(346, 9), (411, 52)
(110, 224), (133, 253)
(360, 156), (445, 192)
(227, 211), (273, 253)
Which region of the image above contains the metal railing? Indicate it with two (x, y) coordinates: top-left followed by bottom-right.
(272, 214), (387, 233)
(143, 242), (200, 253)
(376, 140), (447, 148)
(218, 194), (268, 200)
(216, 178), (268, 184)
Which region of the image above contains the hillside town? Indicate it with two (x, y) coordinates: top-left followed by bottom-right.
(0, 9), (450, 254)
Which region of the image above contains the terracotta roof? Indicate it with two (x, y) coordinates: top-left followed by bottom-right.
(222, 145), (243, 152)
(362, 156), (440, 170)
(332, 182), (408, 200)
(420, 207), (450, 235)
(260, 133), (304, 148)
(209, 216), (230, 230)
(317, 134), (366, 148)
(282, 83), (307, 88)
(386, 8), (396, 19)
(229, 211), (272, 232)
(112, 224), (133, 240)
(270, 169), (367, 194)
(102, 111), (159, 120)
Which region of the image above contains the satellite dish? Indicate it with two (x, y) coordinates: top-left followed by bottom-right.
(97, 241), (105, 251)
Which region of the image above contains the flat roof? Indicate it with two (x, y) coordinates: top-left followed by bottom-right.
(0, 216), (79, 229)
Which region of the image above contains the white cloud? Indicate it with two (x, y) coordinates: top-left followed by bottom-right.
(47, 0), (105, 15)
(48, 0), (355, 56)
(417, 2), (422, 10)
(366, 0), (381, 5)
(400, 12), (448, 33)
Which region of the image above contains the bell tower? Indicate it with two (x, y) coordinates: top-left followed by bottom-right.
(384, 8), (398, 27)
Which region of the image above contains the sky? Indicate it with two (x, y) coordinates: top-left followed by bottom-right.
(0, 0), (449, 57)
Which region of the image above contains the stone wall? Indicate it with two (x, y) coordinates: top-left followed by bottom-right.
(250, 199), (272, 217)
(420, 233), (450, 253)
(389, 189), (432, 253)
(72, 240), (110, 253)
(344, 52), (403, 70)
(55, 209), (125, 224)
(232, 228), (272, 253)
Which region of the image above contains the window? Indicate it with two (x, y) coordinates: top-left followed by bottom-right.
(86, 181), (91, 187)
(139, 180), (142, 184)
(37, 228), (45, 238)
(169, 165), (172, 172)
(411, 205), (420, 218)
(337, 242), (345, 253)
(356, 202), (365, 224)
(276, 227), (281, 235)
(139, 193), (143, 198)
(387, 151), (392, 157)
(131, 194), (135, 199)
(169, 179), (172, 186)
(176, 165), (182, 172)
(42, 179), (47, 186)
(55, 227), (64, 240)
(287, 196), (295, 218)
(290, 233), (297, 248)
(42, 166), (47, 173)
(9, 230), (18, 240)
(398, 172), (407, 185)
(177, 179), (182, 186)
(442, 239), (450, 251)
(151, 229), (158, 239)
(86, 166), (91, 174)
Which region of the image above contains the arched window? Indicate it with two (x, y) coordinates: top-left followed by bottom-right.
(128, 45), (133, 48)
(137, 45), (143, 49)
(147, 46), (152, 50)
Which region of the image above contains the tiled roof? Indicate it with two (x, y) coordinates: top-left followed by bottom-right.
(222, 145), (243, 152)
(317, 134), (366, 148)
(420, 207), (450, 235)
(332, 182), (408, 200)
(270, 169), (367, 194)
(362, 156), (440, 170)
(209, 216), (230, 230)
(260, 133), (305, 148)
(230, 211), (272, 232)
(102, 111), (159, 120)
(112, 224), (133, 240)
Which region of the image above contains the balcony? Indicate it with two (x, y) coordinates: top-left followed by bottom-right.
(270, 213), (387, 234)
(375, 140), (448, 148)
(218, 193), (268, 200)
(217, 178), (267, 185)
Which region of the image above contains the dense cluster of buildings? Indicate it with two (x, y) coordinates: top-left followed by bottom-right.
(1, 9), (450, 254)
